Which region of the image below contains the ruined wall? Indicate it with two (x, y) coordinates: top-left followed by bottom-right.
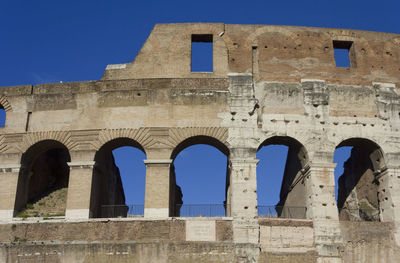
(0, 23), (400, 262)
(92, 152), (125, 218)
(278, 146), (307, 213)
(0, 219), (318, 263)
(0, 219), (398, 262)
(103, 24), (400, 87)
(0, 79), (229, 135)
(341, 221), (400, 263)
(0, 242), (260, 263)
(338, 147), (380, 221)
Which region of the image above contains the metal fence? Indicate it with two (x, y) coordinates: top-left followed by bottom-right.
(101, 204), (144, 218)
(257, 206), (307, 219)
(176, 204), (227, 217)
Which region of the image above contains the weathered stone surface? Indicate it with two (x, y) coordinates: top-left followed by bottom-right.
(340, 221), (400, 263)
(186, 220), (216, 241)
(0, 23), (400, 262)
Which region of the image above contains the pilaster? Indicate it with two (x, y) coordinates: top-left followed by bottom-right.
(230, 157), (259, 219)
(65, 161), (95, 219)
(144, 159), (172, 218)
(0, 164), (20, 220)
(306, 161), (344, 262)
(230, 156), (259, 243)
(378, 166), (400, 245)
(227, 73), (260, 243)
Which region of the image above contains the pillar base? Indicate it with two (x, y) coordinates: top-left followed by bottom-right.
(144, 208), (169, 218)
(66, 209), (90, 220)
(317, 257), (343, 263)
(0, 210), (14, 221)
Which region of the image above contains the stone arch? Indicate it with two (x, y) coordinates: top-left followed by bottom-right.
(15, 139), (71, 217)
(95, 137), (146, 158)
(170, 135), (229, 160)
(257, 135), (309, 219)
(169, 135), (230, 217)
(0, 135), (10, 154)
(0, 96), (10, 128)
(93, 128), (152, 151)
(167, 127), (228, 155)
(91, 137), (147, 218)
(20, 139), (71, 167)
(336, 137), (385, 171)
(18, 131), (76, 154)
(0, 96), (12, 112)
(258, 135), (309, 166)
(334, 137), (385, 221)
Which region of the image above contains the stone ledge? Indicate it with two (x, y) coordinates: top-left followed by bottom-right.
(258, 218), (313, 227)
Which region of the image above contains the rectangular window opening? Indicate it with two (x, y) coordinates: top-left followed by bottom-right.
(191, 34), (213, 72)
(333, 40), (354, 68)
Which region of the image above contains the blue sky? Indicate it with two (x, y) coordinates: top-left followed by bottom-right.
(0, 0), (398, 207)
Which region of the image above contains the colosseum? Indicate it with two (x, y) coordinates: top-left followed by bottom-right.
(0, 23), (400, 262)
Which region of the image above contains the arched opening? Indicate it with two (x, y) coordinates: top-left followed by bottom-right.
(257, 136), (309, 219)
(0, 105), (6, 128)
(15, 140), (71, 218)
(170, 136), (229, 217)
(91, 138), (146, 218)
(334, 138), (385, 221)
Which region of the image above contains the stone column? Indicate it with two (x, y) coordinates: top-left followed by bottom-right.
(144, 159), (172, 218)
(305, 161), (343, 262)
(230, 154), (259, 244)
(306, 162), (339, 221)
(65, 160), (95, 219)
(378, 164), (400, 245)
(0, 164), (20, 220)
(226, 73), (260, 244)
(230, 156), (258, 219)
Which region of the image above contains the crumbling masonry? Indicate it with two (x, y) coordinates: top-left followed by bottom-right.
(0, 23), (400, 262)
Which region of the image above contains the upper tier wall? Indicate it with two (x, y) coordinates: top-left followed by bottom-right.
(102, 23), (400, 86)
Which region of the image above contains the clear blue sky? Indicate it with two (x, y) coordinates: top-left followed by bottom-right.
(0, 0), (397, 207)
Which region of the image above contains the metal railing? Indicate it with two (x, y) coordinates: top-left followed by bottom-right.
(175, 204), (227, 217)
(338, 207), (380, 221)
(258, 206), (307, 219)
(101, 204), (144, 218)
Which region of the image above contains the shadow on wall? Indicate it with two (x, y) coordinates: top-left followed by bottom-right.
(257, 136), (309, 220)
(91, 138), (146, 218)
(15, 140), (71, 218)
(335, 138), (385, 222)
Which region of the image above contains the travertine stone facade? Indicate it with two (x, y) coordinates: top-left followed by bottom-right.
(0, 23), (400, 262)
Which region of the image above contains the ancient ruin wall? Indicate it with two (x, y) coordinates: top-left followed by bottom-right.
(0, 24), (400, 262)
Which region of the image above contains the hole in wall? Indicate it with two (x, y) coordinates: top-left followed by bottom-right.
(333, 40), (353, 68)
(191, 34), (213, 72)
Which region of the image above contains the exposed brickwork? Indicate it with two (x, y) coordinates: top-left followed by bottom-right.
(0, 23), (399, 262)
